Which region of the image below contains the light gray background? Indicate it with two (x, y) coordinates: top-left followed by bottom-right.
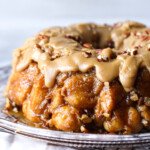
(0, 0), (150, 149)
(0, 0), (150, 63)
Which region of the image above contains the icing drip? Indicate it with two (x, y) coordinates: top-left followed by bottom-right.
(38, 52), (120, 88)
(12, 22), (150, 92)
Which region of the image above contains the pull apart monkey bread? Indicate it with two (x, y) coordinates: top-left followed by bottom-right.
(5, 21), (150, 134)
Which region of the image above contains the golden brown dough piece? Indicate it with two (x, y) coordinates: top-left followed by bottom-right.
(5, 21), (150, 134)
(51, 105), (81, 132)
(136, 68), (150, 97)
(62, 74), (103, 109)
(6, 63), (39, 106)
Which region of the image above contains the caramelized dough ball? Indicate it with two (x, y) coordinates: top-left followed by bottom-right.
(51, 105), (81, 131)
(95, 81), (126, 116)
(48, 87), (64, 113)
(136, 68), (150, 97)
(104, 107), (142, 134)
(22, 100), (40, 123)
(22, 74), (48, 122)
(103, 113), (124, 133)
(6, 63), (39, 105)
(139, 105), (150, 122)
(127, 107), (142, 133)
(62, 74), (103, 109)
(28, 74), (48, 114)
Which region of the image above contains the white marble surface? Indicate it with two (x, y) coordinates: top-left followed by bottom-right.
(0, 0), (150, 149)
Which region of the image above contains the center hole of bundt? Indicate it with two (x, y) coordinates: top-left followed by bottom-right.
(65, 34), (114, 49)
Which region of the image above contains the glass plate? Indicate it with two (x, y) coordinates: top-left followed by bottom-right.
(0, 65), (150, 149)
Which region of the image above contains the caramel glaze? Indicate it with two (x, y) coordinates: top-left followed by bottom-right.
(12, 21), (150, 92)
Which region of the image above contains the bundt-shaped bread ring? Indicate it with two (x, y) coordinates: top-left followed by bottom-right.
(5, 21), (150, 134)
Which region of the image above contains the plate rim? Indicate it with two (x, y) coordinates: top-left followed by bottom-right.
(0, 64), (150, 148)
